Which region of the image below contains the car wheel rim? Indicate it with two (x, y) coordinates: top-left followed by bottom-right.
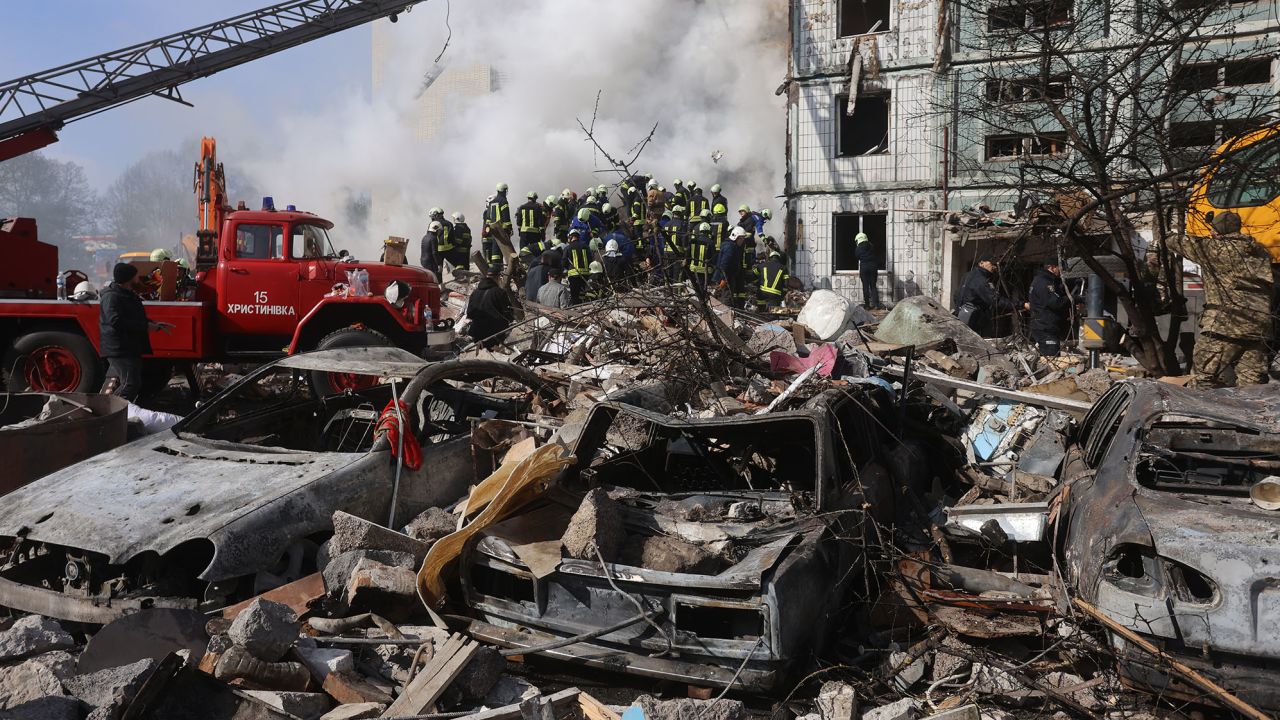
(25, 346), (81, 391)
(328, 372), (377, 393)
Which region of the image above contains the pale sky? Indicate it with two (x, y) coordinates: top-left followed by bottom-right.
(2, 0), (374, 188)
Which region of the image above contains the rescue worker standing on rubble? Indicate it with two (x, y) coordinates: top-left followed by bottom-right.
(603, 238), (628, 289)
(465, 265), (514, 349)
(517, 191), (547, 255)
(1163, 211), (1275, 387)
(1027, 260), (1073, 357)
(714, 227), (749, 308)
(420, 220), (447, 277)
(856, 232), (882, 310)
(100, 263), (172, 400)
(710, 184), (727, 217)
(564, 229), (592, 304)
(687, 222), (715, 292)
(686, 182), (708, 219)
(954, 254), (1017, 338)
(756, 250), (789, 312)
(663, 207), (689, 282)
(486, 183), (513, 241)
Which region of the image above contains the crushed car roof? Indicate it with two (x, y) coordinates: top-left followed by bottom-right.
(274, 346), (430, 377)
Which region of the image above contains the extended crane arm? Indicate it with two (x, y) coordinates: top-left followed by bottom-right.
(0, 0), (424, 162)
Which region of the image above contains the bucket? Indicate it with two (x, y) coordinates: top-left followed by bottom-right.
(1250, 476), (1280, 511)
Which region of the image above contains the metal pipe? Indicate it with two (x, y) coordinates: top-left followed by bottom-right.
(387, 378), (405, 528)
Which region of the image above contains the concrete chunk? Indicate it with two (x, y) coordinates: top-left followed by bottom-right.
(0, 616), (73, 662)
(295, 647), (354, 683)
(561, 488), (624, 562)
(0, 658), (65, 710)
(445, 646), (505, 702)
(816, 681), (858, 720)
(243, 691), (332, 720)
(404, 507), (458, 543)
(62, 658), (155, 712)
(227, 599), (299, 662)
(861, 698), (920, 720)
(625, 536), (722, 575)
(331, 511), (430, 563)
(322, 550), (414, 596)
(319, 702), (387, 720)
(635, 695), (745, 720)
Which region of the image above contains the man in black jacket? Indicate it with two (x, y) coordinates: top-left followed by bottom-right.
(954, 255), (1016, 338)
(1028, 260), (1073, 356)
(855, 232), (881, 309)
(466, 266), (514, 349)
(100, 263), (171, 400)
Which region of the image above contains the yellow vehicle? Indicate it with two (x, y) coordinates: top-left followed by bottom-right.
(1187, 123), (1280, 262)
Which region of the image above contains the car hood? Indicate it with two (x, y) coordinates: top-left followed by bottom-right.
(0, 433), (362, 565)
(1135, 492), (1280, 657)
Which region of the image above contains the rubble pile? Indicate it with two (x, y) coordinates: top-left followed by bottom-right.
(0, 280), (1274, 720)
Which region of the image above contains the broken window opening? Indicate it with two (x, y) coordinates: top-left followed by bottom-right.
(983, 131), (1069, 160)
(1174, 57), (1273, 91)
(833, 213), (887, 272)
(839, 0), (891, 37)
(675, 603), (764, 641)
(987, 0), (1073, 32)
(837, 93), (890, 157)
(984, 75), (1071, 104)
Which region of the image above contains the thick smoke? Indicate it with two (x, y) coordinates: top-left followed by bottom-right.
(227, 0), (788, 258)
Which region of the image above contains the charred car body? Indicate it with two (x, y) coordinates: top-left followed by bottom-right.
(462, 385), (902, 692)
(0, 350), (559, 624)
(1059, 380), (1280, 710)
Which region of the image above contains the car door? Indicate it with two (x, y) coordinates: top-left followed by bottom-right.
(218, 222), (300, 349)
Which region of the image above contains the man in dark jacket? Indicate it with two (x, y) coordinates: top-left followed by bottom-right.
(100, 263), (171, 400)
(467, 266), (514, 349)
(954, 255), (1016, 338)
(855, 232), (881, 309)
(1027, 261), (1073, 356)
(525, 251), (551, 301)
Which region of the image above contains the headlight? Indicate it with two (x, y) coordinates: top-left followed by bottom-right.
(384, 280), (410, 308)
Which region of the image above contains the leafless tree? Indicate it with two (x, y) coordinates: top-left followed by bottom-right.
(0, 152), (98, 267)
(935, 0), (1278, 374)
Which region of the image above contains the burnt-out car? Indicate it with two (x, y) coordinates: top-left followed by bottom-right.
(460, 386), (901, 692)
(1058, 380), (1280, 710)
(0, 349), (559, 624)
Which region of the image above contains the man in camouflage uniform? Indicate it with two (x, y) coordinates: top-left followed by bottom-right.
(1164, 211), (1275, 387)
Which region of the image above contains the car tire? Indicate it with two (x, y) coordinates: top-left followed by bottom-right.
(308, 326), (392, 396)
(3, 331), (103, 393)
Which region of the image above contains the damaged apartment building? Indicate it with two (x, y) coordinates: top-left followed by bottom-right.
(785, 0), (1280, 306)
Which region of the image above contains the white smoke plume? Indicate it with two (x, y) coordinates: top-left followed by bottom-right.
(225, 0), (788, 258)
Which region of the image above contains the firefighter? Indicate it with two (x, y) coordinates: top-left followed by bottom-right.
(452, 212), (479, 269)
(756, 250), (789, 312)
(710, 183), (727, 216)
(687, 222), (715, 292)
(552, 192), (573, 242)
(670, 179), (688, 211)
(662, 207), (689, 282)
(645, 181), (665, 240)
(713, 227), (749, 308)
(686, 183), (708, 219)
(754, 208), (773, 236)
(602, 237), (628, 289)
(601, 202), (621, 231)
(420, 220), (450, 277)
(626, 186), (646, 239)
(476, 214), (506, 271)
(564, 229), (592, 304)
(517, 191), (547, 255)
(486, 183), (513, 239)
(736, 205), (756, 237)
(585, 260), (607, 301)
(708, 206), (729, 251)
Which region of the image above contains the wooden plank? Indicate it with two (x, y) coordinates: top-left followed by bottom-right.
(578, 691), (621, 720)
(382, 635), (477, 717)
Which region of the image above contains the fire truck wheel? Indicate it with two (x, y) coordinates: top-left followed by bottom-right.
(3, 331), (103, 393)
(309, 326), (391, 396)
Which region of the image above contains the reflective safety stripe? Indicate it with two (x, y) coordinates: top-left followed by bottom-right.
(759, 266), (786, 296)
(688, 242), (710, 274)
(568, 247), (590, 276)
(436, 225), (454, 252)
(519, 208), (540, 232)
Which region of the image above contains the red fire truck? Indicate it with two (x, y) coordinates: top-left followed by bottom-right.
(0, 141), (443, 395)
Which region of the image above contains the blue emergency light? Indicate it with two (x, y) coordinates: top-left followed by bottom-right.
(262, 196), (275, 211)
(286, 204), (297, 211)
